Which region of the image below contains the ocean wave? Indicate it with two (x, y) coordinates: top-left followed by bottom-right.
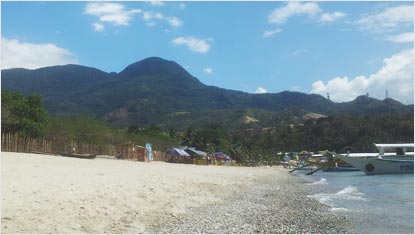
(335, 186), (366, 201)
(306, 178), (328, 185)
(307, 186), (367, 208)
(330, 207), (350, 212)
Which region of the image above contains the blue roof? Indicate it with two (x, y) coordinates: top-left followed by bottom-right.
(168, 148), (190, 156)
(186, 148), (207, 156)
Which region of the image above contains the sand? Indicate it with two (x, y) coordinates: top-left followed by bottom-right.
(1, 152), (286, 233)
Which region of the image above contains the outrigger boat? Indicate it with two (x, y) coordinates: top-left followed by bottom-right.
(322, 165), (360, 172)
(330, 143), (414, 175)
(289, 152), (358, 175)
(61, 152), (97, 159)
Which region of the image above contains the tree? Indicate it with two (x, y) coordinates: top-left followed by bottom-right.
(168, 127), (176, 138)
(182, 127), (195, 147)
(1, 91), (48, 138)
(127, 125), (138, 134)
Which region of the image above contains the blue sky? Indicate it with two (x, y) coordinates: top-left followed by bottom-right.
(2, 1), (414, 104)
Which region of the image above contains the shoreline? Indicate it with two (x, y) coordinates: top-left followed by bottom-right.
(1, 152), (351, 234)
(147, 170), (351, 234)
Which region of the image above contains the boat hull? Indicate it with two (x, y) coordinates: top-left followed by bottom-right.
(322, 166), (360, 172)
(61, 153), (97, 159)
(333, 153), (414, 175)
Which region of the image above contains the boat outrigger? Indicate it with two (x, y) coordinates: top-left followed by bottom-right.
(330, 143), (414, 175)
(61, 152), (97, 159)
(289, 152), (358, 175)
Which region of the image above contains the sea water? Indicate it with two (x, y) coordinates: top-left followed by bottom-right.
(299, 170), (414, 234)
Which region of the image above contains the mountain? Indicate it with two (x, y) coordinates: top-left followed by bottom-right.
(2, 64), (115, 96)
(2, 57), (413, 129)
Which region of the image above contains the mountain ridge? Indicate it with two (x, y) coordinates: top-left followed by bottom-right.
(2, 57), (413, 129)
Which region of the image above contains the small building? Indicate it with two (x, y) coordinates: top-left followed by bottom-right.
(215, 152), (231, 162)
(165, 147), (191, 163)
(184, 147), (208, 159)
(115, 142), (148, 162)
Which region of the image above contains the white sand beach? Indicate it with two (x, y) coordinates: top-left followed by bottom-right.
(1, 152), (279, 233)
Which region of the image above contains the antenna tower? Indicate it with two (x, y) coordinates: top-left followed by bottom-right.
(366, 93), (370, 110)
(327, 93), (331, 114)
(385, 90), (389, 112)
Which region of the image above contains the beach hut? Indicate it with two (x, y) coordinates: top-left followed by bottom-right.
(184, 147), (208, 159)
(165, 147), (191, 163)
(184, 147), (210, 165)
(215, 152), (231, 162)
(115, 142), (147, 162)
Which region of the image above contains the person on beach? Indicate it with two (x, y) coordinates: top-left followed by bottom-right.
(116, 152), (122, 160)
(283, 153), (290, 168)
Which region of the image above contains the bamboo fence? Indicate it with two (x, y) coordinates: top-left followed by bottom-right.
(1, 132), (115, 156)
(1, 132), (166, 161)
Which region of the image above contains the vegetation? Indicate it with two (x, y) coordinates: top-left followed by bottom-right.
(175, 112), (414, 164)
(2, 91), (178, 150)
(181, 125), (232, 153)
(1, 90), (413, 165)
(1, 90), (49, 138)
(2, 57), (413, 129)
(233, 113), (414, 154)
(46, 116), (179, 150)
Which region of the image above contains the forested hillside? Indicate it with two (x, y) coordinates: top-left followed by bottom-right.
(2, 90), (413, 164)
(2, 57), (412, 129)
(2, 57), (413, 164)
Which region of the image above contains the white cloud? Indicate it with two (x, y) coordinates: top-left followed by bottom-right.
(85, 2), (124, 16)
(92, 22), (105, 31)
(142, 11), (164, 21)
(268, 2), (321, 24)
(385, 32), (414, 43)
(311, 77), (368, 102)
(203, 68), (213, 74)
(172, 37), (211, 53)
(266, 2), (346, 32)
(290, 49), (307, 56)
(84, 2), (141, 26)
(1, 38), (79, 69)
(255, 87), (268, 94)
(141, 11), (182, 27)
(319, 11), (346, 23)
(166, 17), (183, 27)
(147, 1), (165, 7)
(311, 49), (414, 104)
(263, 29), (282, 38)
(356, 5), (414, 33)
(85, 3), (182, 30)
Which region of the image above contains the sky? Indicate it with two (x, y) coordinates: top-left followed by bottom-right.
(2, 1), (414, 104)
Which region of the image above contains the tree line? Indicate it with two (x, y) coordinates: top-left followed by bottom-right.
(2, 90), (413, 164)
(233, 113), (414, 155)
(1, 90), (178, 151)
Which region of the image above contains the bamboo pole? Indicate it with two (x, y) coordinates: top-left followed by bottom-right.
(0, 132), (120, 157)
(2, 132), (4, 151)
(14, 133), (18, 152)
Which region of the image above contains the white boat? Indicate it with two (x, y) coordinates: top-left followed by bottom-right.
(331, 143), (414, 175)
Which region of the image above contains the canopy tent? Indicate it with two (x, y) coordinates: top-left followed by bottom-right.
(167, 148), (190, 157)
(215, 152), (231, 161)
(185, 148), (207, 157)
